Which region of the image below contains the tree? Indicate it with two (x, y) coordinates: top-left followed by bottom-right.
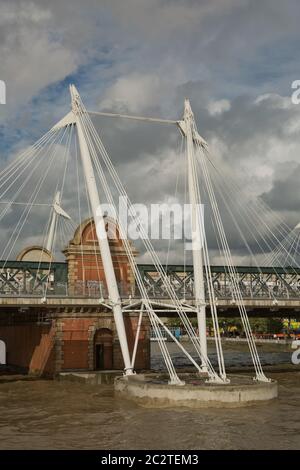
(249, 317), (283, 334)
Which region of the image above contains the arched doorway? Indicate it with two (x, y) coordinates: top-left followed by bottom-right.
(0, 340), (6, 365)
(94, 328), (113, 370)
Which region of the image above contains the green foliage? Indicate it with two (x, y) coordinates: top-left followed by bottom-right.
(249, 318), (283, 334)
(167, 316), (284, 334)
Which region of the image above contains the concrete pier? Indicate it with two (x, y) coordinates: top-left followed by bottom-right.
(115, 373), (278, 408)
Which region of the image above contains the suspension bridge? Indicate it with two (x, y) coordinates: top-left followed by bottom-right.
(0, 84), (297, 403)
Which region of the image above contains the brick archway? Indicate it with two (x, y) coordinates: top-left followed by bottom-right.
(93, 328), (113, 370)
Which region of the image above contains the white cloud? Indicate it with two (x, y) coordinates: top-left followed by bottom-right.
(0, 2), (52, 25)
(207, 99), (231, 116)
(0, 2), (77, 113)
(254, 93), (293, 110)
(100, 73), (176, 114)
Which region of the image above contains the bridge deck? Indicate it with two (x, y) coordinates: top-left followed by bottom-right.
(0, 261), (299, 316)
(0, 296), (299, 318)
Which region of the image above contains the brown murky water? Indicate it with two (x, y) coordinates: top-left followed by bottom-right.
(0, 344), (300, 450)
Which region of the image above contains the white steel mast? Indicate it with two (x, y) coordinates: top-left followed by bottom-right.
(46, 191), (71, 253)
(70, 84), (134, 375)
(181, 99), (208, 372)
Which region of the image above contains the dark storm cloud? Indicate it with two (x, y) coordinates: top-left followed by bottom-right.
(262, 162), (300, 214)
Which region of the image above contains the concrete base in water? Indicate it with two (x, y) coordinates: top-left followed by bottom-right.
(115, 373), (278, 408)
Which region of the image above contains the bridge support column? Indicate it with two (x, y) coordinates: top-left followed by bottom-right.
(183, 100), (208, 373)
(70, 85), (133, 375)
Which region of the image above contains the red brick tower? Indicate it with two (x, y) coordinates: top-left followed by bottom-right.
(63, 217), (138, 297)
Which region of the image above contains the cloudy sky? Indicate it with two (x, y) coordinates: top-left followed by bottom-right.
(0, 0), (300, 263)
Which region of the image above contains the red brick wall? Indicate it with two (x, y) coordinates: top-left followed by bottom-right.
(113, 316), (150, 370)
(64, 219), (137, 296)
(61, 318), (94, 370)
(0, 314), (150, 376)
(60, 316), (150, 372)
(0, 323), (55, 375)
(74, 256), (130, 282)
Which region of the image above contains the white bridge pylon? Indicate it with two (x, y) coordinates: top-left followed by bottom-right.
(27, 83), (269, 384)
(46, 191), (71, 253)
(70, 85), (134, 375)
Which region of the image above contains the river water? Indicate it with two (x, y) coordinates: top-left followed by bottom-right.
(0, 342), (299, 450)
